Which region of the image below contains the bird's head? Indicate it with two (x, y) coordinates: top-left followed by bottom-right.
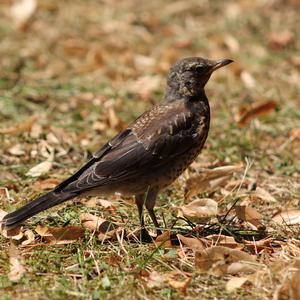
(165, 57), (233, 100)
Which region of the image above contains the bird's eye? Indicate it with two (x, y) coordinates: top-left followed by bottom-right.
(195, 66), (204, 73)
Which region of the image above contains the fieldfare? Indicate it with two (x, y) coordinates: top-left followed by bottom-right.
(2, 57), (233, 237)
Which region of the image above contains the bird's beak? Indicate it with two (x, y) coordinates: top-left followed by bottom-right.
(210, 58), (233, 73)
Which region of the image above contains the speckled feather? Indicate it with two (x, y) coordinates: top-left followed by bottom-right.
(2, 56), (232, 230)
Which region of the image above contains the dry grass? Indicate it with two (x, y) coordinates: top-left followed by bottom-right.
(0, 0), (300, 299)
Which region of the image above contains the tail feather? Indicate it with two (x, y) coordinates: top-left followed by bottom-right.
(1, 191), (77, 230)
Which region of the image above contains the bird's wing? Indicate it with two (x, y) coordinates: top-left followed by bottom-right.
(60, 101), (207, 193)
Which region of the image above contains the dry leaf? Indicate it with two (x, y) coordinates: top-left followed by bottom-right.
(166, 272), (192, 293)
(0, 210), (23, 239)
(0, 116), (37, 135)
(272, 209), (300, 226)
(177, 234), (205, 251)
(223, 34), (240, 53)
(35, 225), (84, 244)
(26, 160), (53, 177)
(195, 246), (257, 275)
(33, 178), (61, 191)
(146, 271), (165, 289)
(269, 31), (295, 50)
(10, 0), (37, 29)
(240, 71), (256, 89)
(155, 231), (173, 248)
(178, 198), (218, 223)
(289, 128), (300, 140)
(21, 230), (35, 246)
(235, 205), (265, 229)
(80, 213), (121, 241)
(185, 165), (242, 199)
(226, 276), (249, 292)
(127, 75), (161, 99)
(8, 144), (25, 156)
(8, 243), (26, 282)
(206, 234), (240, 249)
(235, 99), (277, 128)
(251, 187), (277, 203)
(82, 198), (114, 209)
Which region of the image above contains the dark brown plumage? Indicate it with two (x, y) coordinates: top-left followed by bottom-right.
(1, 57), (233, 238)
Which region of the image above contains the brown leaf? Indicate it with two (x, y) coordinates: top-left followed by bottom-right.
(235, 206), (265, 230)
(289, 128), (300, 140)
(235, 99), (277, 128)
(177, 234), (205, 251)
(226, 276), (249, 292)
(178, 198), (218, 223)
(269, 31), (295, 50)
(185, 165), (242, 199)
(240, 71), (256, 89)
(33, 178), (61, 191)
(10, 0), (37, 29)
(206, 235), (240, 249)
(0, 209), (23, 239)
(26, 160), (53, 177)
(155, 231), (173, 248)
(0, 116), (37, 135)
(8, 243), (26, 282)
(21, 230), (35, 246)
(146, 271), (165, 289)
(272, 209), (300, 226)
(35, 225), (84, 245)
(251, 187), (277, 203)
(81, 198), (114, 209)
(166, 272), (192, 293)
(80, 213), (121, 241)
(8, 144), (25, 156)
(195, 246), (257, 275)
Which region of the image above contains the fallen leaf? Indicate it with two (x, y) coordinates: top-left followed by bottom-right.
(146, 271), (165, 289)
(21, 230), (35, 246)
(251, 187), (277, 203)
(0, 209), (23, 239)
(127, 75), (162, 99)
(178, 198), (218, 223)
(226, 276), (249, 292)
(185, 165), (242, 199)
(272, 209), (300, 226)
(235, 99), (277, 128)
(166, 272), (192, 293)
(80, 213), (121, 241)
(289, 128), (300, 140)
(235, 206), (265, 229)
(223, 34), (240, 53)
(35, 225), (84, 244)
(8, 144), (25, 156)
(0, 116), (37, 135)
(240, 71), (256, 89)
(177, 234), (205, 250)
(206, 235), (240, 249)
(26, 160), (53, 177)
(10, 0), (37, 29)
(8, 243), (26, 282)
(33, 178), (61, 191)
(269, 31), (295, 50)
(81, 198), (114, 209)
(155, 231), (173, 248)
(195, 246), (257, 275)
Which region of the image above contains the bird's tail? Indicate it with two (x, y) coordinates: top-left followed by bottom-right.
(1, 191), (77, 230)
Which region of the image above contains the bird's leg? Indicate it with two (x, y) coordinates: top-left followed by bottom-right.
(135, 194), (145, 228)
(145, 188), (162, 236)
(135, 194), (152, 242)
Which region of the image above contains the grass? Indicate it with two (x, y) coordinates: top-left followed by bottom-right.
(0, 0), (300, 299)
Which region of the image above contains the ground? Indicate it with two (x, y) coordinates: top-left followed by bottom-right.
(0, 0), (300, 299)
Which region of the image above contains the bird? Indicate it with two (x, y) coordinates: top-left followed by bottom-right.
(1, 57), (233, 239)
